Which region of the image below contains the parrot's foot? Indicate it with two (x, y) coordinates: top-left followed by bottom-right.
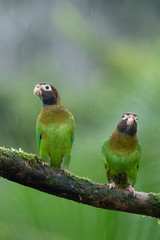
(42, 162), (49, 167)
(127, 185), (135, 196)
(64, 169), (72, 177)
(109, 181), (116, 190)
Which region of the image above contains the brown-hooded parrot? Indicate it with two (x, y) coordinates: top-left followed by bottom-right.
(34, 83), (75, 170)
(102, 112), (141, 194)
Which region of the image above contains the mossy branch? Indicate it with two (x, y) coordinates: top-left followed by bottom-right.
(0, 147), (159, 218)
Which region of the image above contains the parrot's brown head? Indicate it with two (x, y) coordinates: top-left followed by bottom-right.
(34, 83), (61, 107)
(117, 112), (138, 136)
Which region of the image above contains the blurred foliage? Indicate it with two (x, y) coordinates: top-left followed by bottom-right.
(0, 1), (160, 240)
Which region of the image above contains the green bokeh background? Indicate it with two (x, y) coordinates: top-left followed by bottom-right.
(0, 1), (160, 239)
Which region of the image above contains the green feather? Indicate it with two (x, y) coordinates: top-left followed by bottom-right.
(36, 130), (41, 149)
(102, 137), (141, 188)
(36, 104), (75, 169)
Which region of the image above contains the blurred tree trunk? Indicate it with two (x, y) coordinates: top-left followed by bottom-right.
(0, 147), (159, 218)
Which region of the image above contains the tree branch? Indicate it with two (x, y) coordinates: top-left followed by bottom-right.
(0, 147), (159, 218)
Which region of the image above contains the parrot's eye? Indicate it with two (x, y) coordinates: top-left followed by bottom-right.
(135, 116), (138, 122)
(122, 114), (127, 120)
(44, 85), (52, 91)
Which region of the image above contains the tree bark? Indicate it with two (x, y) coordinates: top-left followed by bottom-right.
(0, 147), (159, 218)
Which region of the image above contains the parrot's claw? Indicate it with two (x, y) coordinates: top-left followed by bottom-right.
(109, 181), (116, 190)
(64, 169), (72, 177)
(127, 185), (135, 196)
(42, 162), (49, 167)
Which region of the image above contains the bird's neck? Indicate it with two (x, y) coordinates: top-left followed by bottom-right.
(41, 94), (62, 107)
(109, 128), (137, 155)
(39, 104), (69, 125)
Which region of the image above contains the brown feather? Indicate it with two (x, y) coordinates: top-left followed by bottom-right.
(109, 128), (137, 156)
(39, 105), (70, 126)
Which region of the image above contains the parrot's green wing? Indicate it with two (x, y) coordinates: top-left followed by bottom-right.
(136, 141), (141, 170)
(102, 139), (109, 172)
(36, 129), (41, 150)
(71, 123), (75, 145)
(102, 139), (141, 187)
(36, 126), (50, 164)
(60, 116), (75, 170)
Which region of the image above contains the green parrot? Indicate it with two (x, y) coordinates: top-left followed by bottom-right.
(102, 112), (141, 194)
(34, 82), (75, 170)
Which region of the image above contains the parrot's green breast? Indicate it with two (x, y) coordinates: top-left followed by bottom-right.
(102, 129), (141, 188)
(36, 105), (75, 169)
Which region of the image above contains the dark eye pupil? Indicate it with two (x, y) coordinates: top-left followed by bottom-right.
(45, 86), (49, 89)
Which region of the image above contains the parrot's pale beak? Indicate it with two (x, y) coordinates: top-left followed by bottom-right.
(34, 85), (42, 96)
(126, 115), (134, 125)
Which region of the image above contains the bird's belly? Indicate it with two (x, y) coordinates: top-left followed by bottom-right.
(45, 125), (71, 160)
(106, 153), (138, 187)
(46, 125), (70, 145)
(109, 158), (133, 174)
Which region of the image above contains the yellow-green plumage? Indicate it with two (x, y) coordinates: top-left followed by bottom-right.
(36, 105), (75, 169)
(102, 113), (141, 189)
